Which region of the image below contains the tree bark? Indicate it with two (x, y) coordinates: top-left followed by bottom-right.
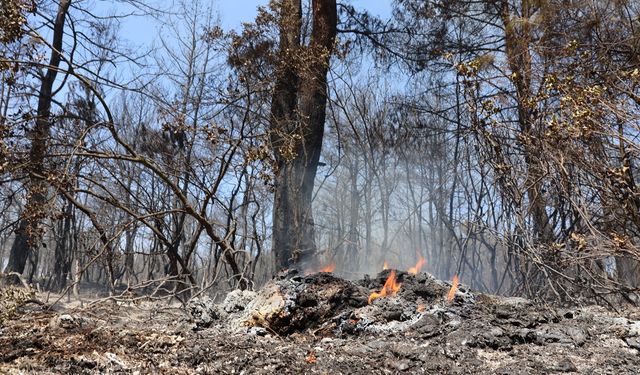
(50, 198), (74, 291)
(271, 0), (337, 270)
(4, 0), (71, 284)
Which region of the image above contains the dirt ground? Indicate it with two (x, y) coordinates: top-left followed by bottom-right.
(1, 273), (639, 374)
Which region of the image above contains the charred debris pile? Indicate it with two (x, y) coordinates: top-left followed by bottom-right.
(189, 268), (640, 353)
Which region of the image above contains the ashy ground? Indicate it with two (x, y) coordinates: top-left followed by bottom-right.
(1, 271), (639, 374)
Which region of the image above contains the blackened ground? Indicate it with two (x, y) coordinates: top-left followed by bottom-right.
(1, 272), (639, 374)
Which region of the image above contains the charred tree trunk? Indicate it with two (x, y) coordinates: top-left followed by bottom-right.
(123, 225), (137, 286)
(4, 0), (71, 285)
(271, 0), (302, 270)
(50, 198), (74, 291)
(270, 0), (337, 270)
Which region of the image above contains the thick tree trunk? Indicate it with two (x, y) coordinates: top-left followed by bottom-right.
(4, 0), (71, 284)
(271, 0), (302, 270)
(5, 220), (30, 282)
(270, 0), (337, 270)
(272, 160), (318, 268)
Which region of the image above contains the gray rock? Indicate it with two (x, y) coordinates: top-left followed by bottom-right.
(222, 290), (257, 313)
(625, 337), (640, 351)
(247, 327), (268, 336)
(49, 313), (93, 329)
(188, 297), (223, 328)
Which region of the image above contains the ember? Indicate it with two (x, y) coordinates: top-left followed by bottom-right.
(305, 351), (317, 364)
(407, 256), (426, 275)
(368, 270), (402, 304)
(319, 264), (336, 273)
(447, 275), (459, 302)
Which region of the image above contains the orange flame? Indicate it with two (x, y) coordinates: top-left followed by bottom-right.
(382, 261), (389, 270)
(368, 270), (402, 304)
(319, 264), (336, 273)
(447, 275), (459, 302)
(407, 256), (426, 275)
(305, 351), (317, 364)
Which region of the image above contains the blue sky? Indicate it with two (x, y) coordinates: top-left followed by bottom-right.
(218, 0), (392, 30)
(113, 1), (392, 46)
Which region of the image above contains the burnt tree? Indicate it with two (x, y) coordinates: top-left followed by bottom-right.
(270, 0), (337, 269)
(4, 0), (71, 284)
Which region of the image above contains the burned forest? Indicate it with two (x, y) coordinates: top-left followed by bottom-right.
(1, 0), (640, 373)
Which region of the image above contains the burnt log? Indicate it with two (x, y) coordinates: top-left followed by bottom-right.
(241, 271), (368, 335)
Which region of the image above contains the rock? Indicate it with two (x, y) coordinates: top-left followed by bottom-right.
(222, 290), (257, 313)
(625, 337), (640, 350)
(5, 270), (640, 374)
(49, 314), (93, 330)
(188, 297), (223, 328)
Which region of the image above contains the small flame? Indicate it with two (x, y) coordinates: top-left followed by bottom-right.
(382, 261), (389, 270)
(368, 270), (402, 304)
(447, 275), (459, 302)
(319, 264), (336, 273)
(416, 303), (426, 313)
(305, 351), (317, 364)
(407, 256), (426, 275)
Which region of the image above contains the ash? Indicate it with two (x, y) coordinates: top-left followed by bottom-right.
(1, 270), (639, 374)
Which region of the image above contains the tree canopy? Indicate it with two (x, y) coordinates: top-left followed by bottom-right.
(0, 0), (639, 306)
